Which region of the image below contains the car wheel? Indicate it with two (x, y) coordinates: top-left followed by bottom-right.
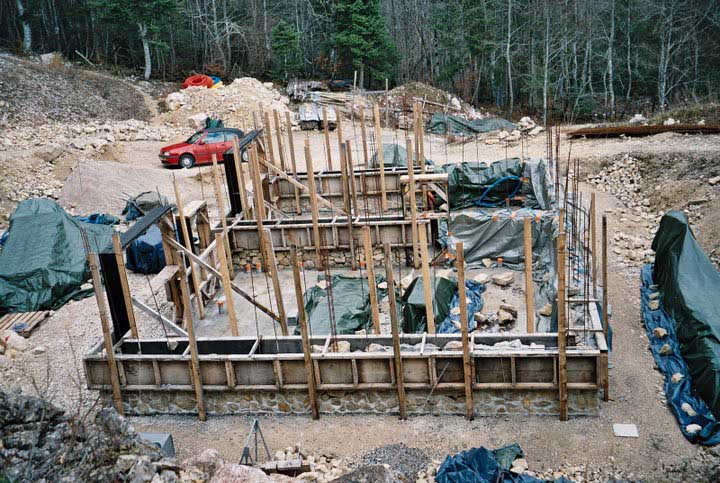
(179, 154), (195, 169)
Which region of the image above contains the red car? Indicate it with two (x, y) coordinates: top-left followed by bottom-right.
(159, 128), (244, 168)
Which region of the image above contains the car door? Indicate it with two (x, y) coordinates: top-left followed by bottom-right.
(200, 131), (225, 164)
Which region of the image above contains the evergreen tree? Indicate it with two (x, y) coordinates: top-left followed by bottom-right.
(333, 0), (396, 88)
(270, 20), (304, 81)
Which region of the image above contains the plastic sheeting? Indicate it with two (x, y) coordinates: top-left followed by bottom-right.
(401, 276), (457, 333)
(641, 265), (720, 445)
(125, 224), (166, 274)
(0, 199), (113, 313)
(425, 113), (515, 137)
(123, 191), (170, 222)
(438, 280), (486, 333)
(436, 444), (561, 483)
(651, 210), (720, 421)
(299, 275), (386, 335)
(370, 143), (433, 168)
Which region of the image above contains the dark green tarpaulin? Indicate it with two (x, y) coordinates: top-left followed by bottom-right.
(441, 159), (524, 210)
(298, 274), (385, 335)
(425, 113), (515, 136)
(651, 211), (720, 418)
(401, 276), (457, 333)
(0, 199), (114, 313)
(370, 143), (433, 168)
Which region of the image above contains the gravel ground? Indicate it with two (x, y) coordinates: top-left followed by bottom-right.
(352, 443), (430, 480)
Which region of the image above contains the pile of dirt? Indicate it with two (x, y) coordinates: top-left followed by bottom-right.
(0, 52), (151, 128)
(162, 77), (292, 129)
(379, 81), (483, 119)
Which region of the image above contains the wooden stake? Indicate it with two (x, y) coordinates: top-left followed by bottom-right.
(416, 102), (428, 206)
(418, 224), (435, 333)
(305, 139), (323, 269)
(263, 111), (277, 168)
(215, 233), (239, 336)
(172, 175), (206, 320)
(591, 193), (597, 297)
(336, 111), (343, 159)
(373, 103), (388, 213)
(261, 228), (288, 335)
(87, 251), (124, 415)
(177, 255), (207, 421)
(211, 154), (234, 278)
(345, 140), (359, 216)
(359, 105), (370, 168)
(602, 213), (609, 402)
(231, 137), (252, 219)
(285, 111), (301, 214)
(249, 145), (266, 222)
(405, 136), (420, 269)
(112, 233), (138, 339)
(456, 242), (474, 420)
(339, 144), (356, 270)
(273, 110), (287, 171)
(385, 78), (389, 128)
(291, 246), (319, 419)
(158, 216), (183, 322)
(362, 226), (380, 334)
(524, 217), (535, 333)
(557, 216), (568, 421)
(322, 106), (333, 170)
(384, 242), (406, 419)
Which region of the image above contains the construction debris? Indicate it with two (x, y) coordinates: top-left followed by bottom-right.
(568, 123), (720, 139)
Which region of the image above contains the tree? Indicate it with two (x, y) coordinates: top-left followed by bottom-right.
(270, 20), (303, 80)
(90, 0), (176, 79)
(333, 0), (396, 88)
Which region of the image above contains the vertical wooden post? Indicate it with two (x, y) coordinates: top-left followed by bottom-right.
(87, 251), (124, 415)
(305, 139), (323, 269)
(362, 226), (381, 334)
(384, 242), (406, 419)
(249, 145), (266, 223)
(384, 78), (389, 128)
(339, 144), (357, 271)
(215, 233), (239, 336)
(336, 111), (344, 157)
(591, 193), (597, 298)
(285, 111), (301, 214)
(211, 154), (234, 278)
(418, 224), (435, 333)
(524, 217), (535, 333)
(456, 242), (474, 420)
(557, 214), (568, 421)
(322, 106), (333, 170)
(416, 103), (428, 207)
(273, 110), (287, 171)
(373, 103), (388, 213)
(405, 136), (420, 269)
(158, 217), (183, 322)
(291, 246), (319, 419)
(263, 111), (277, 168)
(359, 105), (370, 168)
(261, 228), (288, 335)
(112, 233), (138, 339)
(177, 256), (207, 421)
(602, 213), (609, 402)
(231, 137), (252, 219)
(172, 175), (206, 320)
(345, 140), (359, 215)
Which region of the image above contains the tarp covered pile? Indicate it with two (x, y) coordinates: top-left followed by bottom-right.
(370, 143), (433, 169)
(401, 276), (457, 333)
(641, 210), (720, 444)
(425, 113), (515, 137)
(0, 199), (113, 313)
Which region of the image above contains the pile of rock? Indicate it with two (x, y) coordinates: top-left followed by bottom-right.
(484, 117), (543, 145)
(473, 303), (518, 332)
(380, 82), (483, 120)
(517, 117), (544, 136)
(353, 443), (431, 482)
(163, 78), (292, 129)
(270, 445), (351, 482)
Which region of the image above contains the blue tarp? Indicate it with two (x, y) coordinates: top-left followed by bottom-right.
(74, 213), (120, 225)
(438, 279), (485, 333)
(640, 264), (720, 445)
(125, 225), (166, 274)
(436, 444), (569, 483)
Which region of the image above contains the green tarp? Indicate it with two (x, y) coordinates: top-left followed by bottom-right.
(0, 199), (114, 313)
(298, 274), (386, 335)
(425, 113), (515, 136)
(401, 276), (457, 333)
(370, 143), (433, 168)
(441, 159), (525, 210)
(652, 210), (720, 418)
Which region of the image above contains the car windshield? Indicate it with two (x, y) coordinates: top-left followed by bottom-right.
(186, 132), (203, 144)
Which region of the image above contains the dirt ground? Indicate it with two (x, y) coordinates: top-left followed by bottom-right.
(3, 63), (720, 479)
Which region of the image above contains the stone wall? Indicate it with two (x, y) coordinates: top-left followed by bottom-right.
(107, 388), (598, 418)
(234, 246), (410, 269)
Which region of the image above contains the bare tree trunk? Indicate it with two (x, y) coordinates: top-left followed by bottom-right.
(17, 0), (32, 53)
(543, 1), (550, 125)
(138, 22), (151, 80)
(506, 0), (514, 114)
(607, 0), (616, 117)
